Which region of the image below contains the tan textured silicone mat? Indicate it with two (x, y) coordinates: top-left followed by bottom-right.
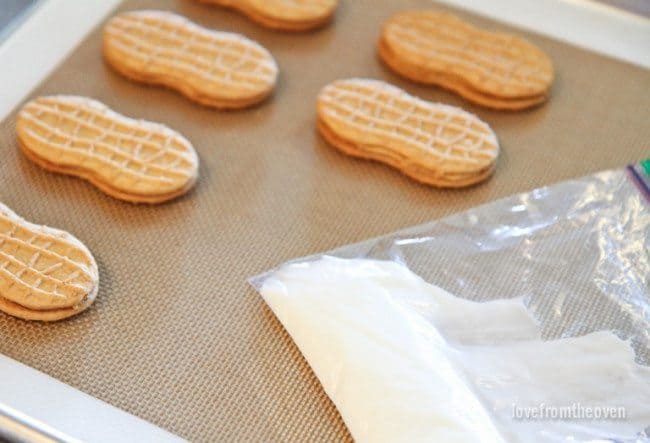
(1, 0), (649, 441)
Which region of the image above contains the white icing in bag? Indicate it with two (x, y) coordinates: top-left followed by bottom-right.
(260, 257), (650, 442)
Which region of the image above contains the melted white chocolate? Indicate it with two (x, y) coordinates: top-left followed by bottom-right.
(260, 257), (650, 442)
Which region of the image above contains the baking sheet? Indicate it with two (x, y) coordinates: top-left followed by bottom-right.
(0, 0), (649, 440)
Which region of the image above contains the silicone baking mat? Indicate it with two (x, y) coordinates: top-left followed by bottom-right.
(0, 0), (648, 440)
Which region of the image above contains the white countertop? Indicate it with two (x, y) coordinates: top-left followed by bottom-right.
(0, 0), (648, 441)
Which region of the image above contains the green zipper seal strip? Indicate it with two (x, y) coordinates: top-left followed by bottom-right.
(640, 159), (650, 177)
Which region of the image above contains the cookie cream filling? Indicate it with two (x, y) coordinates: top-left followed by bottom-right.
(259, 257), (650, 442)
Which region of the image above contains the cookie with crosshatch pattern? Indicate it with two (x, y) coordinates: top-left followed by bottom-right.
(378, 10), (554, 110)
(17, 95), (199, 204)
(103, 10), (279, 109)
(0, 202), (98, 321)
(196, 0), (338, 31)
(317, 79), (499, 187)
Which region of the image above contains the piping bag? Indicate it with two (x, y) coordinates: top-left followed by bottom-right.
(251, 164), (650, 442)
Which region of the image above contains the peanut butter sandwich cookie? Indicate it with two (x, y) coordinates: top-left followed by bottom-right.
(0, 203), (99, 321)
(317, 79), (499, 188)
(103, 10), (279, 109)
(379, 11), (554, 110)
(17, 96), (199, 204)
(197, 0), (338, 32)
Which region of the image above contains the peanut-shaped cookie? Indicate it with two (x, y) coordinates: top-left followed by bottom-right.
(197, 0), (338, 32)
(317, 79), (499, 187)
(17, 96), (199, 204)
(0, 202), (99, 321)
(379, 11), (554, 110)
(103, 10), (279, 109)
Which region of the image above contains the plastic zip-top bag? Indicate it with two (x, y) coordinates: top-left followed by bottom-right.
(251, 161), (650, 443)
